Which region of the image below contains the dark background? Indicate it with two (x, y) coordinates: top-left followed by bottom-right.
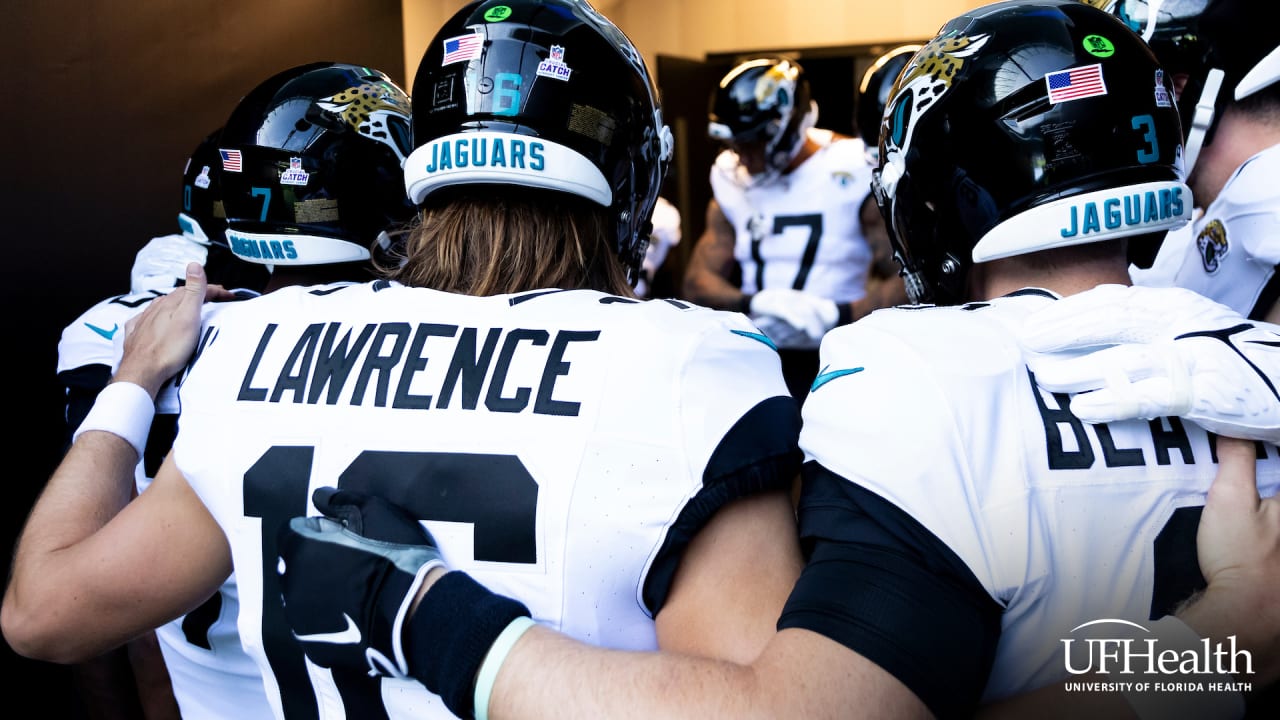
(1, 1), (405, 712)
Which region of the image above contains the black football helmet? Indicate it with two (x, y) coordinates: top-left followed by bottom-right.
(857, 44), (921, 164)
(1090, 1), (1211, 76)
(707, 57), (817, 183)
(405, 0), (673, 285)
(1173, 0), (1279, 169)
(1098, 0), (1278, 174)
(219, 62), (415, 266)
(178, 128), (270, 291)
(874, 0), (1190, 305)
(178, 129), (228, 246)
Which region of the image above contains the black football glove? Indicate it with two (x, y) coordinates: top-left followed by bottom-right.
(276, 487), (445, 678)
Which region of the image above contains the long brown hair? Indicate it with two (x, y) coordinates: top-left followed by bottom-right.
(375, 187), (635, 297)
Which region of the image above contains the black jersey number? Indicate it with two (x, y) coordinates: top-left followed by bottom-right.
(751, 213), (824, 292)
(1150, 505), (1205, 620)
(243, 446), (539, 719)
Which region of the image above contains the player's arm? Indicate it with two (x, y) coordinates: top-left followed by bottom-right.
(2, 443), (230, 662)
(654, 486), (802, 664)
(277, 490), (929, 720)
(496, 482), (819, 718)
(651, 330), (806, 661)
(1181, 435), (1280, 684)
(682, 199), (748, 311)
(468, 471), (934, 720)
(828, 194), (907, 324)
(859, 192), (908, 309)
(487, 614), (930, 720)
(2, 264), (231, 662)
(861, 193), (896, 281)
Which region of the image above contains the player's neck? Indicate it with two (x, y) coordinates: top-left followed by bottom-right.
(783, 136), (820, 174)
(260, 261), (373, 293)
(971, 254), (1131, 300)
(1189, 108), (1280, 209)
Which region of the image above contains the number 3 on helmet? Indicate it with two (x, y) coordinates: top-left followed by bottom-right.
(873, 0), (1190, 305)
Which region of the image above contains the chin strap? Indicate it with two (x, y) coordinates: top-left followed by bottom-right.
(1137, 0), (1164, 42)
(1183, 68), (1225, 177)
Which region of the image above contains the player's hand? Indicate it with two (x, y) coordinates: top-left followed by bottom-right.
(115, 263), (226, 396)
(1019, 284), (1280, 443)
(276, 487), (444, 678)
(749, 288), (839, 343)
(1198, 437), (1279, 590)
(1182, 436), (1280, 684)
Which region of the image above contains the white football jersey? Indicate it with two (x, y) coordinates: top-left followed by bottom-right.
(59, 289), (272, 720)
(173, 281), (795, 719)
(1137, 144), (1280, 318)
(59, 290), (165, 390)
(799, 290), (1280, 702)
(710, 129), (875, 303)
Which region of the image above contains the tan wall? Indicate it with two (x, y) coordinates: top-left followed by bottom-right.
(402, 0), (991, 92)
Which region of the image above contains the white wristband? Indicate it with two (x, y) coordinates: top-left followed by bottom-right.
(72, 382), (155, 460)
(474, 616), (537, 720)
(1117, 616), (1247, 720)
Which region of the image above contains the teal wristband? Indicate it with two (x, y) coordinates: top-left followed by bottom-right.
(474, 616), (538, 720)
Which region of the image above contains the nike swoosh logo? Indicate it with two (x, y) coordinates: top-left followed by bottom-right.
(731, 329), (777, 350)
(810, 365), (864, 392)
(293, 613), (362, 645)
(86, 322), (119, 341)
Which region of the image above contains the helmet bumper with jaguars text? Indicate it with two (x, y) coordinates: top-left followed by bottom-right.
(219, 62), (415, 267)
(707, 57), (817, 182)
(404, 0), (673, 285)
(873, 0), (1190, 305)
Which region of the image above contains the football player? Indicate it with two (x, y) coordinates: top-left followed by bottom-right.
(4, 4), (802, 720)
(57, 129), (262, 456)
(270, 3), (1280, 719)
(52, 127), (264, 720)
(682, 55), (906, 400)
(795, 0), (1280, 710)
(1114, 0), (1280, 321)
(23, 62), (416, 720)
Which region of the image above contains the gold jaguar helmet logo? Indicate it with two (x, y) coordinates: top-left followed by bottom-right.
(1196, 219), (1229, 273)
(878, 33), (990, 202)
(318, 82), (412, 164)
